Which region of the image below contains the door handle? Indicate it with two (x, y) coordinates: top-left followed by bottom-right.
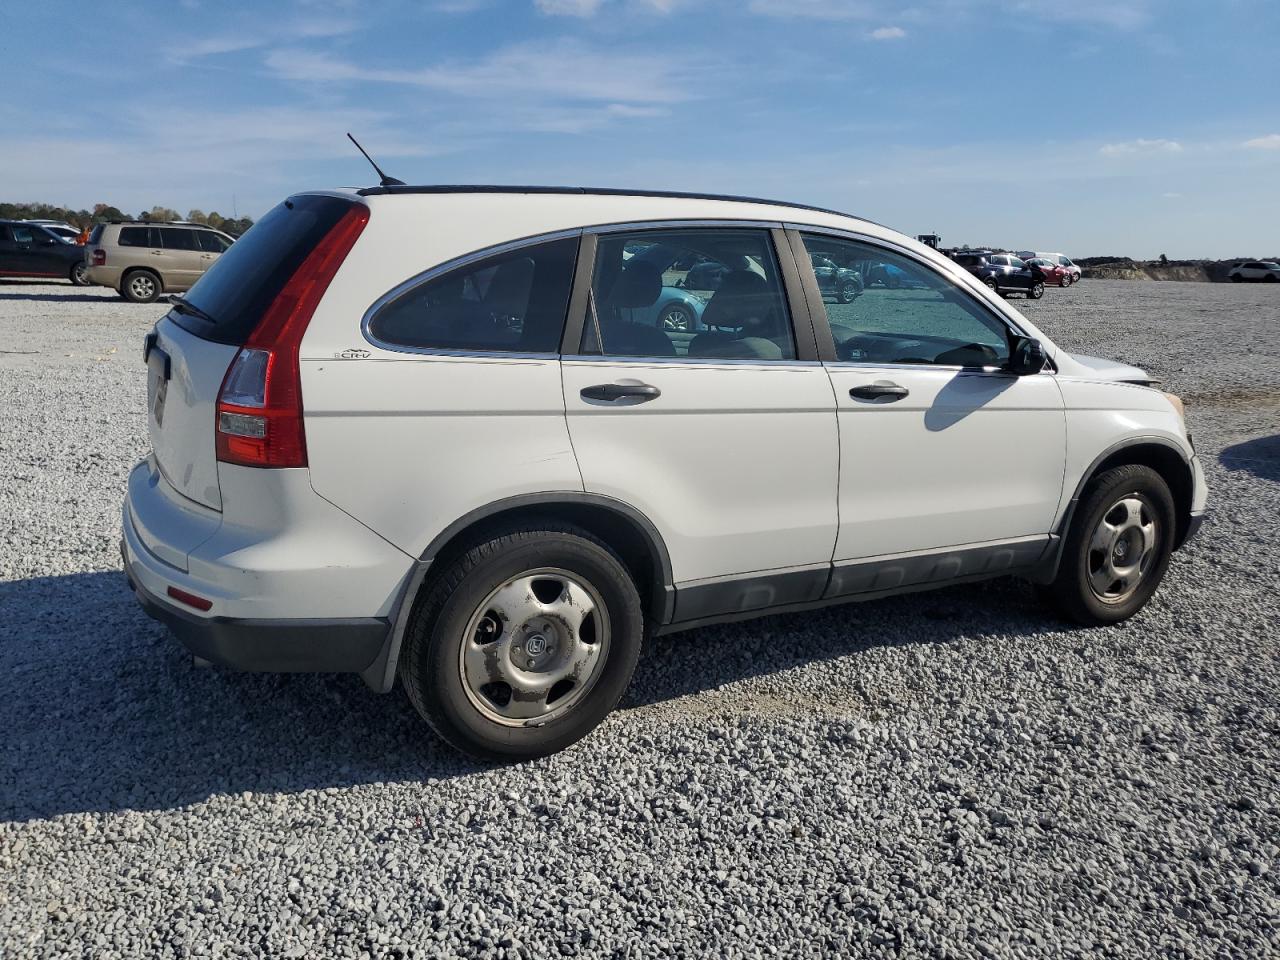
(850, 382), (909, 401)
(580, 382), (661, 403)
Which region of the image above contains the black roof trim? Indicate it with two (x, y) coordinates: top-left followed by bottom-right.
(103, 220), (222, 228)
(354, 184), (877, 225)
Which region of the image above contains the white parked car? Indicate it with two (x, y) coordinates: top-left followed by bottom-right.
(122, 187), (1208, 759)
(1227, 261), (1279, 282)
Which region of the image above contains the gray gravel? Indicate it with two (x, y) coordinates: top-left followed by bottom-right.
(2, 278), (1278, 959)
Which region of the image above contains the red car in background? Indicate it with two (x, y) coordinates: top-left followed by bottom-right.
(1026, 257), (1072, 287)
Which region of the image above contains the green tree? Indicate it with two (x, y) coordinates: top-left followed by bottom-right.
(186, 209), (208, 225)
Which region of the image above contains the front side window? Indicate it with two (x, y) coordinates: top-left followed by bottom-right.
(368, 236), (578, 354)
(196, 231), (230, 253)
(800, 233), (1013, 368)
(583, 228), (795, 361)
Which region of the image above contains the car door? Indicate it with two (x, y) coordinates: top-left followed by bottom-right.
(0, 224), (52, 277)
(195, 230), (231, 275)
(790, 230), (1066, 597)
(157, 228), (204, 289)
(561, 225), (839, 623)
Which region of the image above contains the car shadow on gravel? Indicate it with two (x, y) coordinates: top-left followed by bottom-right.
(1, 570), (1066, 822)
(0, 292), (112, 303)
(1219, 434), (1280, 481)
(623, 576), (1065, 710)
(0, 571), (489, 822)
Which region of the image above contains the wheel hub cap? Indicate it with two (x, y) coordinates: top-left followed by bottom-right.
(1088, 496), (1158, 604)
(459, 568), (610, 726)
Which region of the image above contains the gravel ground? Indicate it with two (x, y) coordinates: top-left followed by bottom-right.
(1, 279), (1277, 959)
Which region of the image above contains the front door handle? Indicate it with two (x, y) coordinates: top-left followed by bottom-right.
(850, 382), (909, 401)
(580, 382), (661, 403)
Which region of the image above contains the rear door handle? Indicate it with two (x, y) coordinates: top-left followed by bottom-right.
(580, 382), (661, 403)
(850, 382), (909, 401)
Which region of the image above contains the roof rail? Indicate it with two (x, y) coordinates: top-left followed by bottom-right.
(354, 184), (878, 225)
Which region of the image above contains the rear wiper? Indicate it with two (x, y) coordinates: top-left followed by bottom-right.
(170, 297), (217, 325)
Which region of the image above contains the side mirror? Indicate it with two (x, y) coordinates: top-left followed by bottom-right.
(1009, 336), (1047, 375)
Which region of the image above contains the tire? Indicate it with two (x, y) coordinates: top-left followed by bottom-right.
(1059, 274), (1071, 288)
(984, 276), (999, 292)
(69, 262), (90, 287)
(400, 523), (644, 761)
(837, 279), (861, 304)
(121, 269), (161, 303)
(1265, 274), (1277, 283)
(1230, 274), (1242, 283)
(1041, 464), (1176, 625)
(1028, 281), (1045, 300)
(658, 302), (694, 332)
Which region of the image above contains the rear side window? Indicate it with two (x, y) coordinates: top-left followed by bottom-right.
(159, 228), (200, 251)
(118, 227), (157, 247)
(177, 195), (360, 345)
(368, 237), (578, 354)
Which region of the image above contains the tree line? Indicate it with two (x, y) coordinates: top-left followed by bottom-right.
(0, 201), (254, 236)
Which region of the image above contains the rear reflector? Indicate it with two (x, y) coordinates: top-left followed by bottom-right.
(167, 585), (213, 611)
(215, 204), (369, 468)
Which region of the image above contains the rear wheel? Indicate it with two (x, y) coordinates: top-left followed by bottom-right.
(1041, 464), (1175, 625)
(400, 523), (644, 760)
(69, 262), (89, 287)
(658, 302), (694, 332)
(1027, 281), (1045, 299)
(1265, 274), (1277, 283)
(121, 269), (161, 303)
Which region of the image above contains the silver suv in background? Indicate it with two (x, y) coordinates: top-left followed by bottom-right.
(1227, 261), (1280, 282)
(86, 222), (235, 302)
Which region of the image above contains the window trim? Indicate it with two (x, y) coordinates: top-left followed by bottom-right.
(361, 228), (583, 359)
(784, 224), (1034, 370)
(561, 219), (820, 364)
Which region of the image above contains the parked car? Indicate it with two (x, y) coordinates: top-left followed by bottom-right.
(1026, 257), (1072, 287)
(86, 221), (235, 303)
(122, 186), (1206, 760)
(23, 219), (81, 243)
(953, 251), (1046, 299)
(1019, 251), (1080, 283)
(0, 219), (90, 285)
(1227, 261), (1280, 282)
(865, 262), (928, 290)
(809, 253), (863, 303)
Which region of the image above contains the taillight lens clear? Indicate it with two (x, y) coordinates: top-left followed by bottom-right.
(214, 203), (369, 469)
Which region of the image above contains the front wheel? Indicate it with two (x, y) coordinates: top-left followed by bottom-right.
(69, 262), (90, 287)
(400, 523), (644, 760)
(1230, 274), (1243, 282)
(1041, 464), (1175, 625)
(1059, 274), (1071, 287)
(837, 279), (861, 304)
(658, 302), (694, 332)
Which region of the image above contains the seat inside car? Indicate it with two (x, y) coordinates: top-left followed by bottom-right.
(689, 270), (786, 360)
(596, 259), (676, 357)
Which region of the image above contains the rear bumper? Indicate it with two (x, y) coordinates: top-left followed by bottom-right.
(87, 264), (123, 288)
(123, 542), (389, 672)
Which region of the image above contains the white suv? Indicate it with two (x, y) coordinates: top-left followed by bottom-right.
(1227, 261), (1279, 282)
(122, 187), (1208, 759)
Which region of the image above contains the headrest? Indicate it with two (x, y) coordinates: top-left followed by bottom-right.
(608, 260), (662, 309)
(702, 269), (771, 329)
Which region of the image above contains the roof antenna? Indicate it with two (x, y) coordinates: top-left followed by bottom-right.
(347, 132), (405, 187)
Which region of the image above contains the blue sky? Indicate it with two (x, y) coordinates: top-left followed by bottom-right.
(3, 0), (1278, 258)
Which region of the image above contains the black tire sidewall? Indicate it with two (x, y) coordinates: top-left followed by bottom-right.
(405, 529), (643, 760)
(1054, 465), (1176, 624)
(69, 262), (89, 286)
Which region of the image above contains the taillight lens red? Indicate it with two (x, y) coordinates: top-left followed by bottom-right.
(92, 248), (105, 266)
(215, 204), (369, 468)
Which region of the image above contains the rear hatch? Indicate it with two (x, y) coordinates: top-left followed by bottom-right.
(146, 194), (361, 510)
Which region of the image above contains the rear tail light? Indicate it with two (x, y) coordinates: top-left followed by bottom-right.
(214, 204), (369, 468)
(92, 248), (105, 266)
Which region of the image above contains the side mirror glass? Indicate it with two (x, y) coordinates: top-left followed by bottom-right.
(1010, 336), (1047, 375)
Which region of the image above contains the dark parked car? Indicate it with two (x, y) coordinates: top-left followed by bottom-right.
(810, 253), (863, 303)
(0, 220), (90, 285)
(865, 261), (929, 290)
(952, 251), (1045, 299)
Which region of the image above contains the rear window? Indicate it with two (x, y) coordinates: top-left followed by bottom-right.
(175, 195), (359, 345)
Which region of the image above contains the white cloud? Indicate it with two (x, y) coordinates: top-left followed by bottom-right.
(534, 0), (602, 15)
(747, 0), (877, 20)
(265, 40), (700, 104)
(1243, 133), (1280, 150)
(1099, 138), (1183, 157)
(869, 26), (906, 40)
